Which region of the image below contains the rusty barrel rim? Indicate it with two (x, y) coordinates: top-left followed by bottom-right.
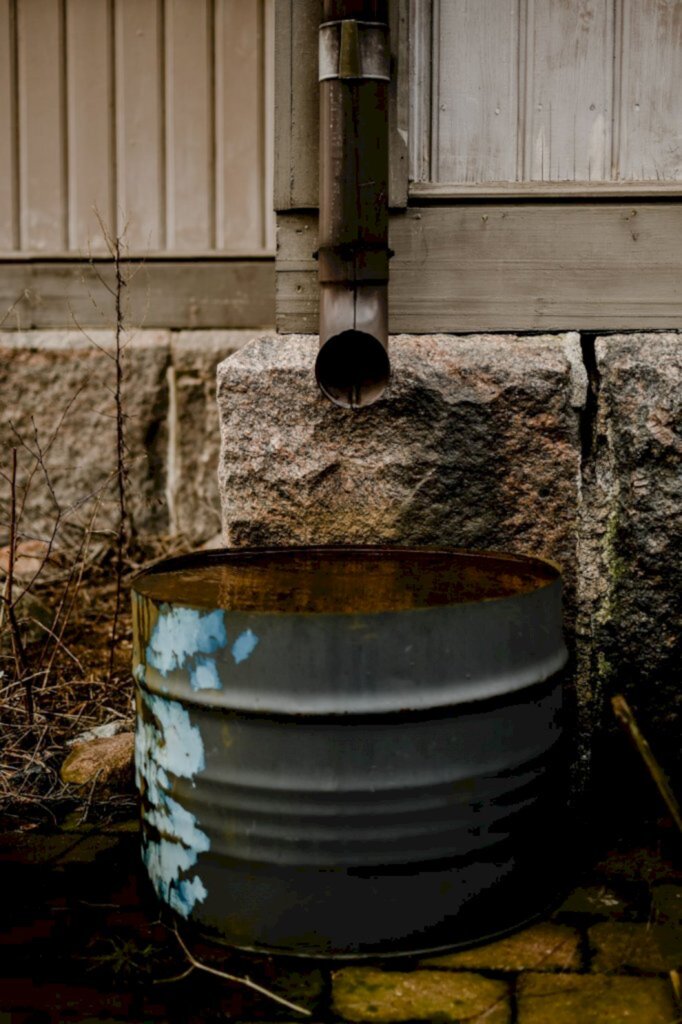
(132, 544), (561, 614)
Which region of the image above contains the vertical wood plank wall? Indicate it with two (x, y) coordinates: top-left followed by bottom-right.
(274, 0), (409, 211)
(0, 0), (16, 250)
(431, 0), (520, 184)
(0, 0), (275, 255)
(417, 0), (682, 186)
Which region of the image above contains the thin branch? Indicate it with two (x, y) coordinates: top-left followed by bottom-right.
(612, 694), (682, 834)
(67, 304), (118, 361)
(41, 497), (102, 679)
(170, 926), (312, 1016)
(86, 260), (119, 300)
(108, 229), (129, 683)
(0, 290), (28, 330)
(153, 965), (195, 985)
(5, 449), (33, 722)
(28, 618), (84, 672)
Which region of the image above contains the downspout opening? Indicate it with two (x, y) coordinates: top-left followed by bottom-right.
(315, 328), (390, 409)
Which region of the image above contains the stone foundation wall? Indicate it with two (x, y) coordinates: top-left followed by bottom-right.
(0, 329), (263, 552)
(217, 333), (681, 784)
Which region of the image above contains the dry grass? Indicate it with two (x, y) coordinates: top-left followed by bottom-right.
(0, 534), (187, 827)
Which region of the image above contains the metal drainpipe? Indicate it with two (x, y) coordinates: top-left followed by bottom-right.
(316, 0), (391, 409)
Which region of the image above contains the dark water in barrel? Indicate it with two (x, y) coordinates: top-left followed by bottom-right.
(134, 547), (558, 613)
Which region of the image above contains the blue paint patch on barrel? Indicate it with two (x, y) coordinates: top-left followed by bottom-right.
(146, 606), (226, 678)
(231, 628), (259, 665)
(190, 655), (222, 691)
(135, 689), (210, 918)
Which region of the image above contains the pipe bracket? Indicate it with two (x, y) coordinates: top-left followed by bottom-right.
(319, 19), (390, 82)
(317, 243), (393, 284)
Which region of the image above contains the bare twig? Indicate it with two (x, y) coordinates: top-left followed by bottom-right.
(78, 766), (105, 824)
(28, 618), (84, 672)
(612, 694), (682, 834)
(160, 925), (312, 1017)
(2, 448), (34, 722)
(41, 496), (103, 679)
(0, 291), (28, 330)
(94, 214), (130, 685)
(155, 964), (195, 985)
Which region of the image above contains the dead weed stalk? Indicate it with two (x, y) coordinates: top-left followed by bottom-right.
(0, 224), (173, 823)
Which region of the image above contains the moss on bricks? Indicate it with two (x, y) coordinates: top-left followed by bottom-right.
(516, 973), (677, 1024)
(589, 922), (682, 974)
(420, 923), (581, 972)
(332, 967), (510, 1023)
(652, 885), (682, 924)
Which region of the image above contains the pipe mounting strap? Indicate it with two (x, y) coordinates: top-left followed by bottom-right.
(317, 243), (392, 284)
(319, 19), (390, 82)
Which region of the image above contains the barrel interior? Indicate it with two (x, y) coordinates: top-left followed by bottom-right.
(134, 546), (559, 613)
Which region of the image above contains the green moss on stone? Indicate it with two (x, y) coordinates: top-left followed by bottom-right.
(332, 967), (510, 1023)
(517, 973), (676, 1023)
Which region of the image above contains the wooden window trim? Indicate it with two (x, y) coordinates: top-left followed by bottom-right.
(410, 182), (682, 201)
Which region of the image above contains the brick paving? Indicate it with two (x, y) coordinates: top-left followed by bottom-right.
(1, 820), (681, 1023)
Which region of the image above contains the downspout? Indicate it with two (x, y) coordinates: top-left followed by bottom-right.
(316, 0), (391, 409)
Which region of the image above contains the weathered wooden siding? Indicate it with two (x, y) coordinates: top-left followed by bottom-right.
(276, 0), (682, 333)
(414, 0), (682, 188)
(274, 0), (409, 210)
(0, 0), (275, 255)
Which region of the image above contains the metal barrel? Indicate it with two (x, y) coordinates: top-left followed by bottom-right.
(132, 546), (570, 958)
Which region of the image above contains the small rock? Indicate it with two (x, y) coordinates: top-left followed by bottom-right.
(558, 885), (630, 921)
(66, 720), (132, 747)
(60, 733), (135, 792)
(201, 533), (225, 550)
(0, 539), (63, 579)
(0, 590), (52, 649)
(332, 967), (510, 1024)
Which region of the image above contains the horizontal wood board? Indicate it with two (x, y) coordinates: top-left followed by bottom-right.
(0, 260), (275, 330)
(277, 206), (682, 332)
